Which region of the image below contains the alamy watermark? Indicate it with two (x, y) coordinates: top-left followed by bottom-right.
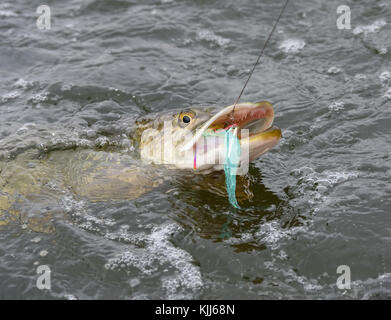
(36, 5), (51, 31)
(36, 265), (51, 290)
(336, 265), (351, 290)
(141, 121), (250, 174)
(337, 5), (351, 30)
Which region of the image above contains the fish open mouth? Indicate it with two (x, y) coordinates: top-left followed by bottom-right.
(204, 101), (275, 137)
(181, 101), (281, 160)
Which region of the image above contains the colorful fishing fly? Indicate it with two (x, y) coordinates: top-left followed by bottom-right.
(223, 127), (241, 209)
(202, 126), (241, 208)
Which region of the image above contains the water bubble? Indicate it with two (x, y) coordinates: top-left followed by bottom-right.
(31, 237), (41, 243)
(328, 101), (345, 112)
(39, 250), (48, 257)
(327, 67), (342, 75)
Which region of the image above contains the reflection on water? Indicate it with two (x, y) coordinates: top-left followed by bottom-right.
(170, 165), (291, 248)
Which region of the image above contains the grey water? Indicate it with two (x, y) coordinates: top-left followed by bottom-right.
(0, 0), (391, 299)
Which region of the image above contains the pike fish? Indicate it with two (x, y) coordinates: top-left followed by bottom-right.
(0, 101), (280, 231)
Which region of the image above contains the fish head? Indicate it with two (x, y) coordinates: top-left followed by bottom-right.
(139, 101), (281, 172)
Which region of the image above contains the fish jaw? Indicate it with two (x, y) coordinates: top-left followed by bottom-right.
(241, 125), (281, 162)
(184, 101), (281, 167)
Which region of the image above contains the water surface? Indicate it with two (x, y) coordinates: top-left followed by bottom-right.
(0, 0), (391, 299)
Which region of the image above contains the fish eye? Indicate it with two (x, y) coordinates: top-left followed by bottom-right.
(178, 111), (195, 127)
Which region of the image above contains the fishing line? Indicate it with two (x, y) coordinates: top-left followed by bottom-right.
(201, 1), (289, 208)
(230, 0), (290, 122)
(221, 0), (289, 208)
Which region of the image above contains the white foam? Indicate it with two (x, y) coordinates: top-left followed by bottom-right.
(1, 90), (20, 102)
(377, 47), (388, 55)
(30, 93), (49, 104)
(328, 101), (345, 111)
(61, 196), (86, 215)
(94, 136), (110, 147)
(297, 168), (359, 186)
(0, 9), (17, 17)
(354, 74), (367, 80)
(353, 19), (386, 35)
(105, 223), (203, 299)
(14, 78), (34, 90)
(279, 39), (305, 54)
(384, 88), (391, 100)
(283, 268), (323, 291)
(105, 229), (149, 247)
(31, 237), (41, 243)
(61, 195), (115, 232)
(348, 273), (391, 299)
(379, 71), (391, 84)
(327, 66), (342, 74)
(255, 221), (290, 250)
(16, 122), (36, 134)
(196, 30), (231, 47)
(289, 167), (359, 212)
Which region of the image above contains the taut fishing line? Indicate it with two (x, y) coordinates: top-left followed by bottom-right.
(230, 0), (290, 122)
(223, 0), (289, 208)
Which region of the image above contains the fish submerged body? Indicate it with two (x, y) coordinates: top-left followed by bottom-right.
(0, 102), (281, 230)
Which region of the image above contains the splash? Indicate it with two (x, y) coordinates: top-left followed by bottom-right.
(279, 39), (305, 54)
